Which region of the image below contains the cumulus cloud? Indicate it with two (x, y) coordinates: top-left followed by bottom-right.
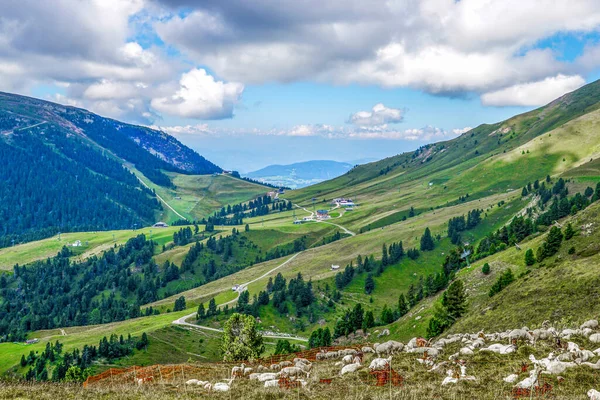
(481, 74), (586, 106)
(153, 0), (600, 96)
(348, 104), (405, 127)
(452, 127), (473, 135)
(151, 68), (244, 119)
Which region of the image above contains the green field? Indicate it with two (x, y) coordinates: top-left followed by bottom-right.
(0, 226), (181, 271)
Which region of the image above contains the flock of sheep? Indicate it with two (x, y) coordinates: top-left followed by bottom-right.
(181, 319), (600, 397)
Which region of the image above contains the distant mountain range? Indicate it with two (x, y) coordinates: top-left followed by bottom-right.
(246, 160), (356, 188)
(0, 91), (221, 246)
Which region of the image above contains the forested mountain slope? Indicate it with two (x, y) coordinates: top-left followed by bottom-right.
(0, 91), (223, 247)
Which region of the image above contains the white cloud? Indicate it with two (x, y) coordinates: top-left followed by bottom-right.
(151, 68), (244, 119)
(348, 104), (405, 127)
(452, 127), (473, 135)
(154, 122), (465, 141)
(154, 0), (600, 96)
(481, 74), (586, 106)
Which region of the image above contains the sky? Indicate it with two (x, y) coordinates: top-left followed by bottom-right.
(2, 1), (600, 172)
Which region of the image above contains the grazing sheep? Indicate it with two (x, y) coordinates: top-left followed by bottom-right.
(460, 347), (474, 356)
(231, 363), (246, 378)
(362, 346), (375, 353)
(340, 349), (358, 356)
(186, 379), (199, 385)
(480, 344), (516, 354)
(257, 365), (268, 372)
(324, 351), (340, 360)
(503, 374), (519, 383)
(280, 361), (293, 367)
(582, 320), (599, 330)
(375, 340), (404, 356)
(203, 383), (212, 391)
(530, 353), (578, 375)
(213, 380), (233, 392)
(249, 373), (261, 381)
(428, 361), (449, 375)
(590, 333), (600, 343)
(441, 369), (459, 386)
(369, 357), (392, 371)
(269, 363), (281, 371)
(589, 389), (600, 400)
(514, 365), (540, 390)
(508, 329), (534, 343)
(264, 379), (280, 388)
(340, 363), (362, 375)
(243, 367), (253, 376)
(258, 373), (279, 382)
(280, 366), (309, 378)
(342, 354), (354, 365)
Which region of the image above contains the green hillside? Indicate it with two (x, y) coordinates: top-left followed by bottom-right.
(2, 80), (600, 388)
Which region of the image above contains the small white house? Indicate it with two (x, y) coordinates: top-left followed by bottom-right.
(232, 284), (240, 291)
(71, 240), (82, 247)
(331, 264), (340, 271)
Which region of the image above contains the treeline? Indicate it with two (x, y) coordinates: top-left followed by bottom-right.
(0, 125), (161, 248)
(202, 197), (293, 226)
(22, 333), (148, 382)
(197, 272), (326, 325)
(0, 235), (161, 340)
(447, 209), (482, 244)
(334, 240), (418, 293)
(476, 179), (599, 260)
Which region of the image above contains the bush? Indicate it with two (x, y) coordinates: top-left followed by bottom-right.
(481, 263), (491, 275)
(568, 246), (576, 255)
(524, 249), (536, 266)
(489, 269), (515, 297)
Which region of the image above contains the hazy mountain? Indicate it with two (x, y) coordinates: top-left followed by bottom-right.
(245, 160), (354, 188)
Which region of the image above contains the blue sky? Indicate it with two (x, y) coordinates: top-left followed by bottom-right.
(3, 1), (600, 171)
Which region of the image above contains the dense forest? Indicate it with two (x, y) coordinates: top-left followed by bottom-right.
(0, 125), (162, 248)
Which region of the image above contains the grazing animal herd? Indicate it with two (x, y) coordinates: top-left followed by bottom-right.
(177, 319), (600, 398)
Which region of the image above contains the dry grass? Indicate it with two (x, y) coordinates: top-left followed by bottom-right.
(5, 338), (600, 399)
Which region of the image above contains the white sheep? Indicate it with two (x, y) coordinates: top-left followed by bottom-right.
(369, 357), (392, 371)
(588, 389), (600, 400)
(340, 362), (362, 375)
(342, 354), (354, 365)
(480, 344), (516, 354)
(362, 346), (375, 353)
(264, 379), (280, 388)
(213, 379), (234, 392)
(503, 374), (519, 383)
(280, 366), (309, 378)
(582, 320), (599, 330)
(231, 363), (246, 378)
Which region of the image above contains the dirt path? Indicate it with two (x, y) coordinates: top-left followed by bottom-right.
(172, 253), (307, 342)
(136, 177), (187, 220)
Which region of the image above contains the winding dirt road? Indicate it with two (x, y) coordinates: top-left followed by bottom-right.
(172, 253), (308, 342)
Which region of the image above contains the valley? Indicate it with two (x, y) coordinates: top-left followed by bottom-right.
(2, 80), (600, 398)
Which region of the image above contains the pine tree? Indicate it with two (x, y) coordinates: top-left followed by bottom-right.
(564, 223), (575, 240)
(521, 187), (528, 196)
(362, 311), (375, 330)
(197, 303), (206, 319)
(420, 227), (435, 251)
(364, 273), (375, 294)
(481, 262), (491, 274)
(381, 244), (389, 266)
(442, 280), (467, 322)
(208, 298), (218, 316)
(524, 249), (536, 266)
(397, 293), (408, 316)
